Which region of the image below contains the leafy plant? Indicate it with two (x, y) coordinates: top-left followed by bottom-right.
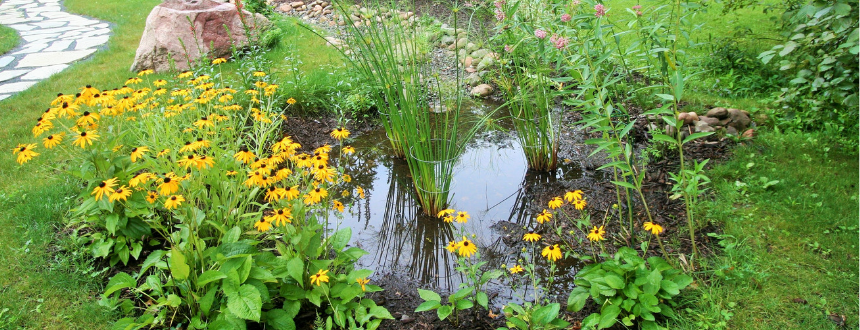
(567, 247), (693, 330)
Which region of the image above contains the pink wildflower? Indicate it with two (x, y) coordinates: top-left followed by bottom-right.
(504, 44), (513, 53)
(550, 35), (569, 49)
(594, 4), (606, 17)
(632, 5), (641, 10)
(494, 0), (505, 9)
(636, 10), (642, 16)
(534, 29), (547, 39)
(495, 9), (506, 21)
(561, 13), (572, 22)
(572, 0), (581, 5)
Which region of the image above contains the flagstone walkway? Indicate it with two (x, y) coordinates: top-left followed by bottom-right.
(0, 0), (111, 101)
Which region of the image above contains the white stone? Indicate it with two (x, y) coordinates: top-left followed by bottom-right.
(20, 64), (66, 80)
(0, 81), (38, 94)
(74, 35), (109, 50)
(16, 49), (96, 67)
(19, 26), (72, 35)
(12, 42), (49, 54)
(0, 56), (14, 68)
(0, 94), (9, 101)
(8, 23), (36, 31)
(32, 20), (66, 28)
(43, 39), (73, 52)
(0, 70), (30, 83)
(22, 33), (58, 42)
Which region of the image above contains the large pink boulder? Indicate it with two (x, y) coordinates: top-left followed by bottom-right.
(131, 0), (270, 73)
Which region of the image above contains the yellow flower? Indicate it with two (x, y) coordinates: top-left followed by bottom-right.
(212, 57), (227, 64)
(287, 97), (297, 105)
(356, 186), (365, 199)
(457, 237), (478, 258)
(332, 200), (344, 213)
(178, 71), (193, 78)
(356, 278), (370, 291)
(446, 241), (459, 253)
(137, 69), (154, 76)
(153, 80), (168, 87)
(254, 218), (272, 232)
(304, 187), (328, 205)
(509, 265), (524, 274)
(437, 209), (455, 218)
(312, 165), (337, 182)
(643, 222), (663, 235)
(330, 127), (350, 140)
(265, 208), (292, 226)
(164, 195), (185, 209)
(91, 178), (118, 201)
(342, 146), (355, 155)
(548, 197), (563, 209)
(310, 269), (329, 286)
(455, 211), (470, 223)
(587, 225), (606, 242)
(129, 172), (156, 187)
(193, 116), (214, 129)
(573, 199), (587, 210)
(158, 177), (180, 196)
(542, 244), (562, 262)
(341, 174), (352, 183)
(178, 154), (198, 169)
(564, 190), (584, 203)
(233, 148), (256, 164)
(109, 186), (132, 202)
(523, 231), (541, 242)
(146, 191), (159, 203)
(283, 185), (300, 200)
(12, 144), (38, 164)
(536, 209), (552, 224)
(125, 77), (143, 85)
(130, 146), (149, 162)
(157, 149), (170, 157)
(226, 170), (238, 176)
(252, 71), (266, 77)
(73, 130), (99, 148)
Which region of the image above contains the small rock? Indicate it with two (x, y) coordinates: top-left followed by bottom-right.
(476, 56), (495, 71)
(440, 35), (455, 46)
(400, 314), (415, 324)
(464, 56), (473, 67)
(466, 72), (481, 86)
(278, 3), (292, 11)
(290, 1), (304, 8)
(694, 121), (714, 133)
(313, 5), (322, 11)
(465, 67), (477, 73)
(705, 107), (728, 119)
(697, 116), (719, 126)
(726, 126), (739, 136)
(727, 109), (751, 130)
(471, 84), (494, 97)
(465, 42), (477, 53)
(742, 128), (755, 139)
(470, 48), (489, 59)
(455, 37), (469, 49)
(686, 112), (699, 123)
(678, 112), (688, 124)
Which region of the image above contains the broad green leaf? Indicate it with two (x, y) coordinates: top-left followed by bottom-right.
(610, 180), (636, 190)
(104, 272), (136, 296)
(651, 133), (677, 144)
(779, 41), (797, 56)
(455, 299), (473, 310)
(199, 287), (217, 316)
(197, 270), (227, 287)
(581, 313), (601, 329)
(329, 228), (351, 251)
(415, 301), (441, 312)
(682, 132), (714, 144)
(655, 94), (675, 101)
(106, 213), (120, 235)
(567, 287), (589, 312)
(671, 274), (694, 289)
(286, 257), (304, 286)
(598, 305), (620, 329)
(228, 284), (262, 322)
(640, 293), (659, 306)
(532, 303), (560, 325)
(660, 280), (680, 295)
(169, 248), (190, 281)
(417, 289), (441, 302)
(266, 309), (296, 330)
(436, 305), (453, 320)
(476, 292), (489, 309)
(603, 273), (626, 289)
(369, 306), (394, 319)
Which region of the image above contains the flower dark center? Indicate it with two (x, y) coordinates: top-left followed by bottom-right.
(171, 196), (177, 201)
(47, 136), (53, 140)
(187, 155), (194, 160)
(549, 246), (554, 250)
(197, 138), (203, 142)
(80, 132), (87, 137)
(99, 182), (106, 187)
(164, 178), (172, 183)
(116, 189), (123, 193)
(185, 142), (191, 146)
(201, 117), (207, 121)
(277, 210), (283, 215)
(132, 147), (138, 152)
(463, 242), (470, 247)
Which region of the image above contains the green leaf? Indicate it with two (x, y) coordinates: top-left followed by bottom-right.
(655, 94), (675, 101)
(329, 228), (351, 252)
(368, 306), (394, 320)
(660, 280), (680, 296)
(567, 287), (589, 312)
(197, 270), (227, 287)
(532, 303), (560, 325)
(199, 287), (217, 316)
(165, 294), (181, 307)
(640, 293), (659, 306)
(476, 291), (489, 309)
(169, 248), (190, 281)
(651, 133), (677, 144)
(682, 132), (714, 144)
(228, 284), (262, 322)
(647, 269), (663, 288)
(285, 257), (304, 286)
(266, 309), (297, 330)
(598, 305), (620, 329)
(671, 274), (694, 289)
(417, 289), (441, 302)
(436, 305), (453, 320)
(104, 272), (136, 296)
(610, 180), (636, 190)
(415, 300), (442, 312)
(106, 213), (120, 235)
(455, 299), (474, 311)
(581, 313), (600, 329)
(779, 41), (798, 56)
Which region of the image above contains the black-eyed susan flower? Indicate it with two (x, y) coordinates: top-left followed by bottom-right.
(73, 130), (99, 148)
(332, 200), (344, 213)
(356, 186), (365, 199)
(643, 222), (663, 235)
(341, 146), (355, 155)
(42, 133), (63, 149)
(193, 116), (214, 129)
(126, 77), (143, 85)
(509, 265), (524, 274)
(137, 69), (154, 76)
(573, 199), (587, 210)
(287, 97), (297, 105)
(457, 237), (478, 257)
(265, 186), (284, 202)
(252, 71), (266, 77)
(587, 225), (605, 242)
(446, 241), (459, 253)
(109, 186), (132, 202)
(265, 208), (292, 226)
(211, 57), (227, 65)
(75, 111), (100, 127)
(275, 168), (292, 181)
(158, 177), (180, 196)
(226, 170), (238, 176)
(32, 121), (53, 137)
(455, 211), (470, 224)
(564, 190), (583, 203)
(542, 244), (562, 262)
(178, 154), (198, 169)
(283, 185), (300, 200)
(12, 143), (38, 164)
(233, 147), (255, 164)
(129, 172), (156, 187)
(194, 155), (215, 169)
(356, 278), (370, 291)
(146, 191), (159, 203)
(536, 209), (552, 223)
(523, 231), (541, 242)
(178, 71), (193, 79)
(313, 165), (337, 182)
(130, 146), (149, 162)
(341, 190), (350, 197)
(51, 93), (74, 106)
(164, 195), (185, 209)
(437, 209), (455, 218)
(330, 127), (350, 140)
(310, 269), (329, 286)
(91, 178), (118, 201)
(254, 218), (272, 232)
(157, 149), (170, 157)
(304, 187), (328, 205)
(548, 197), (563, 209)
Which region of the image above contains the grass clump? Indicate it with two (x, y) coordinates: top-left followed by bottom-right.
(0, 25), (19, 55)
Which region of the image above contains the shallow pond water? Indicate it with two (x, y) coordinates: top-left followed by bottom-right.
(331, 101), (587, 303)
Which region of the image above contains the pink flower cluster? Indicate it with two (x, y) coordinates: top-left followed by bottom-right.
(550, 34), (569, 49)
(504, 44), (513, 53)
(560, 13), (572, 22)
(494, 1), (506, 20)
(572, 0), (581, 5)
(534, 29), (547, 39)
(632, 5), (642, 16)
(594, 4), (606, 17)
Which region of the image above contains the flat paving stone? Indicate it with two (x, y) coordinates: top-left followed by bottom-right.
(16, 49), (97, 67)
(43, 39), (73, 52)
(75, 36), (110, 50)
(0, 56), (14, 68)
(0, 95), (9, 101)
(0, 81), (38, 94)
(20, 64), (66, 80)
(0, 69), (30, 82)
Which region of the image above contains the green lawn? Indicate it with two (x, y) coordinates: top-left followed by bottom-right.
(0, 24), (18, 55)
(670, 131), (859, 330)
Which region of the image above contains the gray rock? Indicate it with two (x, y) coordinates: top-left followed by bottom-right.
(454, 37), (468, 49)
(470, 48), (489, 60)
(705, 107), (728, 119)
(465, 42), (477, 53)
(465, 73), (481, 86)
(440, 35), (455, 46)
(726, 126), (739, 136)
(694, 121), (714, 133)
(475, 56), (495, 71)
(471, 84), (493, 97)
(697, 116), (719, 126)
(727, 108), (751, 130)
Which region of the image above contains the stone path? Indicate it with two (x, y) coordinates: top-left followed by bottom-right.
(0, 0), (111, 101)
